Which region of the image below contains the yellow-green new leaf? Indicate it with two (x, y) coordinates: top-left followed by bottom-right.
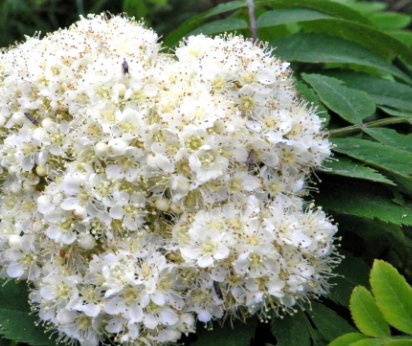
(350, 338), (390, 346)
(380, 339), (412, 346)
(370, 260), (412, 335)
(328, 333), (368, 346)
(354, 339), (412, 346)
(350, 286), (390, 337)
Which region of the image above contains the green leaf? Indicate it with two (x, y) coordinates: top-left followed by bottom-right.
(319, 157), (396, 186)
(326, 72), (412, 113)
(164, 1), (246, 46)
(380, 339), (412, 346)
(370, 260), (412, 334)
(309, 302), (356, 341)
(0, 338), (12, 346)
(300, 19), (412, 68)
(271, 310), (311, 346)
(332, 138), (412, 181)
(261, 1), (412, 66)
(390, 30), (412, 48)
(302, 74), (375, 124)
(363, 128), (412, 152)
(273, 34), (410, 83)
(0, 281), (55, 345)
(349, 338), (412, 346)
(295, 80), (329, 123)
(328, 333), (369, 346)
(264, 0), (369, 23)
(350, 286), (390, 337)
(369, 12), (411, 31)
(193, 319), (257, 346)
(122, 0), (148, 17)
(200, 1), (245, 18)
(147, 0), (167, 5)
(257, 9), (333, 28)
(340, 1), (387, 15)
(379, 107), (412, 118)
(350, 338), (393, 346)
(317, 187), (412, 226)
(188, 18), (247, 35)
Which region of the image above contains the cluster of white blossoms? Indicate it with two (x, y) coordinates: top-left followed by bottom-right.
(0, 14), (339, 345)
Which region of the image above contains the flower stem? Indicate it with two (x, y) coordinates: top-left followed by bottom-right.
(75, 0), (84, 15)
(247, 0), (258, 43)
(328, 117), (412, 137)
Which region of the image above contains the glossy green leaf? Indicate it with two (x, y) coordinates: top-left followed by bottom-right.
(309, 302), (356, 341)
(328, 333), (368, 346)
(319, 157), (395, 186)
(0, 281), (55, 345)
(302, 74), (375, 124)
(363, 128), (412, 152)
(274, 34), (410, 83)
(193, 319), (257, 346)
(271, 310), (311, 346)
(317, 188), (412, 226)
(189, 18), (247, 35)
(370, 260), (412, 334)
(257, 9), (332, 28)
(326, 72), (412, 112)
(332, 138), (412, 180)
(350, 286), (390, 337)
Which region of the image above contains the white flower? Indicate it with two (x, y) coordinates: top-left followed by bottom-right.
(4, 235), (41, 280)
(179, 210), (233, 268)
(0, 13), (339, 346)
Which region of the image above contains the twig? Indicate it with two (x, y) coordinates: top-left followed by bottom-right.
(328, 117), (412, 137)
(247, 0), (258, 43)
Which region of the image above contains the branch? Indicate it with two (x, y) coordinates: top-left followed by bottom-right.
(247, 0), (258, 43)
(328, 117), (412, 137)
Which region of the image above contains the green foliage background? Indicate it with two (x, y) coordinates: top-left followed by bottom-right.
(1, 0), (412, 345)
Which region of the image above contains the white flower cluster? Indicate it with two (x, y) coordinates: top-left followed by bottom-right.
(0, 14), (339, 345)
